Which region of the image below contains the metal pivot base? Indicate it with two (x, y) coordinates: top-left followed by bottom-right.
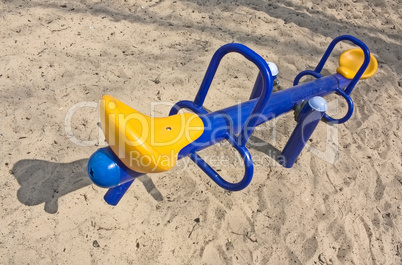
(281, 96), (328, 168)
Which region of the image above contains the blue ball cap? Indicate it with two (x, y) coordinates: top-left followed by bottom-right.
(88, 148), (121, 188)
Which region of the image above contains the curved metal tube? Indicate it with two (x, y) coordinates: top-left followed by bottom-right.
(192, 43), (274, 146)
(314, 35), (371, 95)
(323, 88), (354, 124)
(189, 134), (254, 191)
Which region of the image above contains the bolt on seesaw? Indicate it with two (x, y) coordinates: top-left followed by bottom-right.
(87, 35), (378, 205)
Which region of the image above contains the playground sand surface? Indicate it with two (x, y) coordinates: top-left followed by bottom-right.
(1, 0), (401, 264)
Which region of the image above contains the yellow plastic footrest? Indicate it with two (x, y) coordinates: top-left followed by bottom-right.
(100, 95), (204, 173)
(336, 48), (378, 79)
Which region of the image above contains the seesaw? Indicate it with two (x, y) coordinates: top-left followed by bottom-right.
(87, 35), (377, 205)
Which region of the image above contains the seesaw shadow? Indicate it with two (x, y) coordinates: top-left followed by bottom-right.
(12, 159), (163, 214)
(247, 135), (283, 164)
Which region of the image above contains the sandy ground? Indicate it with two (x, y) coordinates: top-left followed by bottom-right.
(1, 0), (401, 264)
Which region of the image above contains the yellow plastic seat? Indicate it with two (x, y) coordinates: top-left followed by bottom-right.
(100, 95), (204, 173)
(336, 48), (378, 79)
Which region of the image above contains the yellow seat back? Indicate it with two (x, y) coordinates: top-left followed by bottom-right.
(337, 48), (378, 79)
(100, 95), (204, 173)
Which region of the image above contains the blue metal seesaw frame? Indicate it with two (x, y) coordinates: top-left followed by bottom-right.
(87, 35), (374, 205)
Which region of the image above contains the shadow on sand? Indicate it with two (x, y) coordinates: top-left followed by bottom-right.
(11, 158), (163, 214)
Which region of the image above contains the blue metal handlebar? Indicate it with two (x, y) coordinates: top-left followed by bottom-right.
(322, 87), (354, 124)
(293, 70), (323, 86)
(294, 35), (371, 124)
(193, 43), (274, 146)
(320, 35), (370, 123)
(174, 43), (274, 191)
(189, 134), (254, 191)
(315, 35), (371, 95)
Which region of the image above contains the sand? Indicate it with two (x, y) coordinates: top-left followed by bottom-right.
(1, 0), (401, 264)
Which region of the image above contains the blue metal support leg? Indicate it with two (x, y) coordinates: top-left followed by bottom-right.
(281, 96), (328, 168)
(104, 180), (135, 206)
